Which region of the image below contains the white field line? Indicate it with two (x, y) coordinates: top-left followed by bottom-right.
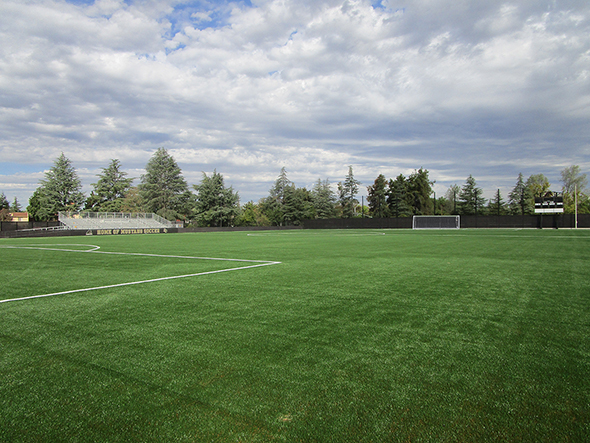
(0, 245), (280, 304)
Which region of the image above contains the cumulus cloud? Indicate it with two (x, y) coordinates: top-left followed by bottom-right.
(1, 0), (589, 204)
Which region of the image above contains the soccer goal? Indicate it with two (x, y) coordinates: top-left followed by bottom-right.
(412, 215), (460, 229)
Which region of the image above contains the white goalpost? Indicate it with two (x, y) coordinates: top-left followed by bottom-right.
(412, 215), (460, 230)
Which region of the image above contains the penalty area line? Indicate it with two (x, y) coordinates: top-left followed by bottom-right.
(0, 261), (281, 305)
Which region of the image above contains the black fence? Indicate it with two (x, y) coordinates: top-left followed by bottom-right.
(0, 221), (61, 232)
(2, 215), (589, 238)
(303, 218), (412, 229)
(0, 227), (182, 239)
(303, 214), (590, 230)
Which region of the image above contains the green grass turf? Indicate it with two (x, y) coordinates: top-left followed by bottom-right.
(1, 229), (589, 442)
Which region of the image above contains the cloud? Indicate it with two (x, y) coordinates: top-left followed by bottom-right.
(1, 0), (589, 206)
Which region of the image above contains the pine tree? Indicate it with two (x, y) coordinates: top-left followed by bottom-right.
(488, 189), (508, 216)
(387, 174), (411, 217)
(367, 174), (390, 218)
(311, 178), (337, 219)
(458, 175), (486, 215)
(10, 197), (22, 212)
(27, 188), (46, 221)
(88, 159), (134, 212)
(193, 170), (240, 227)
(35, 153), (85, 220)
(508, 173), (532, 215)
(338, 166), (361, 218)
(260, 167), (293, 226)
(406, 168), (433, 215)
(0, 192), (9, 210)
(139, 148), (190, 221)
(260, 168), (313, 226)
(269, 167), (291, 204)
(282, 186), (313, 225)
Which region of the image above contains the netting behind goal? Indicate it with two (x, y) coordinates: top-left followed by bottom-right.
(412, 215), (460, 229)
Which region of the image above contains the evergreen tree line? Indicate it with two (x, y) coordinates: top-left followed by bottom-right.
(366, 168), (589, 218)
(2, 149), (587, 225)
(16, 150), (364, 227)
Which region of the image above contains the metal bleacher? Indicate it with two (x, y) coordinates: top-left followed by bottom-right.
(58, 212), (182, 231)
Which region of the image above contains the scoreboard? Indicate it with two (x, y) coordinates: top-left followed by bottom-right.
(534, 192), (564, 214)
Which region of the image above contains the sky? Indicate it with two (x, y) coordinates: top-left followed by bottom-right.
(1, 0), (589, 208)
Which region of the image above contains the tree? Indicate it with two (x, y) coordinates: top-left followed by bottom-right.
(488, 189), (508, 216)
(260, 167), (293, 226)
(236, 201), (270, 227)
(119, 187), (145, 213)
(561, 165), (588, 195)
(367, 174), (390, 218)
(0, 193), (11, 221)
(508, 173), (532, 215)
(10, 197), (22, 212)
(282, 185), (313, 225)
(526, 174), (551, 200)
(27, 188), (46, 221)
(387, 174), (411, 217)
(444, 184), (461, 215)
(561, 165), (588, 214)
(177, 190), (197, 221)
(193, 170), (240, 227)
(458, 175), (486, 215)
(139, 148), (190, 221)
(406, 168), (433, 215)
(0, 209), (11, 221)
(260, 169), (314, 226)
(87, 159), (134, 212)
(435, 196), (451, 215)
(311, 178), (337, 219)
(0, 192), (9, 210)
(269, 167), (292, 204)
(34, 153), (85, 220)
(338, 166), (361, 218)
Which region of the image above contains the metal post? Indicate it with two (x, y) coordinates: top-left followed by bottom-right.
(362, 196), (365, 218)
(575, 185), (578, 229)
(539, 193), (543, 229)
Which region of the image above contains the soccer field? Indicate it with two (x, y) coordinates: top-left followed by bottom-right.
(1, 229), (589, 442)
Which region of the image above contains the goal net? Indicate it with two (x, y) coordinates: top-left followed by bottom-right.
(413, 215), (460, 229)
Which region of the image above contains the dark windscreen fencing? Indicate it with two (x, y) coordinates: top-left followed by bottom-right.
(460, 214), (577, 229)
(303, 218), (412, 229)
(0, 221), (61, 232)
(303, 214), (589, 230)
(3, 214), (590, 235)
